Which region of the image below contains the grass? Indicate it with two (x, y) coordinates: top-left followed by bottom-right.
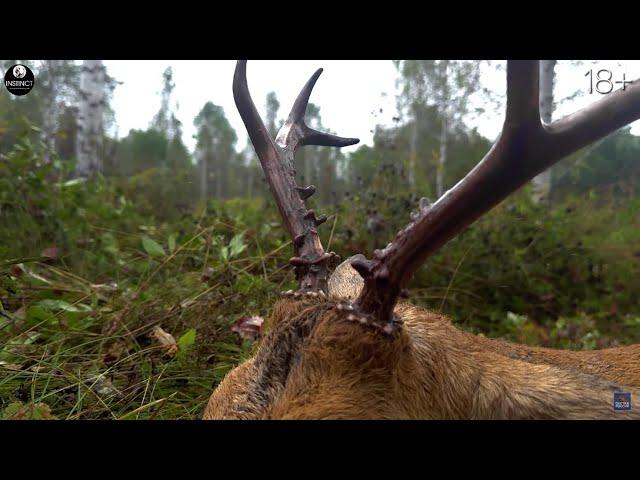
(0, 197), (295, 419)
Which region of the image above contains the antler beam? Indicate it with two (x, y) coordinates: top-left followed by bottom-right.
(353, 60), (640, 329)
(233, 60), (358, 293)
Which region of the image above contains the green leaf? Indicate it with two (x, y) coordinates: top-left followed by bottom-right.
(26, 305), (58, 326)
(30, 403), (57, 420)
(2, 402), (26, 419)
(177, 328), (196, 358)
(101, 232), (119, 256)
(168, 234), (177, 254)
(234, 273), (267, 295)
(176, 328), (196, 362)
(61, 178), (85, 188)
(0, 331), (41, 362)
(1, 401), (57, 420)
(142, 236), (166, 257)
(506, 311), (527, 328)
(36, 299), (92, 313)
(219, 245), (229, 262)
(228, 233), (247, 259)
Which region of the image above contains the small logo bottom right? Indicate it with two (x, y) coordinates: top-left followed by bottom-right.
(613, 392), (631, 411)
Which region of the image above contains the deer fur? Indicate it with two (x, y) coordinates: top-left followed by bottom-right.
(203, 257), (640, 420)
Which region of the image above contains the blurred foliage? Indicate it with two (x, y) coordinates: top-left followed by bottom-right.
(552, 127), (640, 200)
(0, 136), (289, 419)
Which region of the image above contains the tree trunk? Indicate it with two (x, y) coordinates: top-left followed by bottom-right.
(303, 149), (314, 187)
(436, 115), (448, 198)
(531, 60), (556, 202)
(408, 109), (418, 189)
(245, 152), (254, 198)
(199, 154), (208, 200)
(75, 60), (106, 179)
(42, 61), (61, 165)
(215, 157), (223, 199)
(247, 165), (254, 198)
(42, 102), (57, 165)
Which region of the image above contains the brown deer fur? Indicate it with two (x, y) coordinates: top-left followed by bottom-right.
(203, 258), (640, 420)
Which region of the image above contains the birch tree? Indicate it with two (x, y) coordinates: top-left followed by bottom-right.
(531, 60), (557, 202)
(265, 91), (281, 138)
(151, 67), (176, 137)
(395, 60), (481, 197)
(38, 60), (80, 164)
(151, 67), (190, 170)
(194, 102), (237, 199)
(75, 60), (108, 178)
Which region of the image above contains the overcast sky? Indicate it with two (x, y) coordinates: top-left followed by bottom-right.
(103, 60), (640, 154)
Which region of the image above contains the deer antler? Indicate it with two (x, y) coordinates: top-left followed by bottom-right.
(233, 60), (359, 294)
(350, 60), (640, 333)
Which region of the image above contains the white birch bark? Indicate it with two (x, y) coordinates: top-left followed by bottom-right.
(75, 60), (106, 178)
(436, 61), (449, 198)
(531, 60), (556, 202)
(437, 114), (448, 198)
(41, 60), (62, 165)
(408, 113), (418, 189)
(244, 149), (255, 198)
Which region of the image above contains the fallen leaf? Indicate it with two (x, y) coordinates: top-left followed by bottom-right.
(4, 401), (57, 420)
(150, 326), (178, 357)
(85, 374), (122, 399)
(231, 316), (264, 341)
(9, 264), (24, 277)
(0, 361), (23, 371)
(103, 341), (128, 364)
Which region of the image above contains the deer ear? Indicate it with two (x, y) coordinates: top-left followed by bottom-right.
(328, 254), (365, 301)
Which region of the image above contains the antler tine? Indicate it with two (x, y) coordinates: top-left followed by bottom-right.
(352, 60), (640, 330)
(276, 68), (360, 151)
(504, 60), (541, 126)
(233, 61), (277, 158)
(546, 74), (640, 158)
(233, 60), (358, 294)
(288, 69), (323, 127)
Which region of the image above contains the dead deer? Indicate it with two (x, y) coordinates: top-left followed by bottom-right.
(203, 60), (640, 419)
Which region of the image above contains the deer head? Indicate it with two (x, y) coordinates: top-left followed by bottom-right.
(203, 60), (640, 420)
